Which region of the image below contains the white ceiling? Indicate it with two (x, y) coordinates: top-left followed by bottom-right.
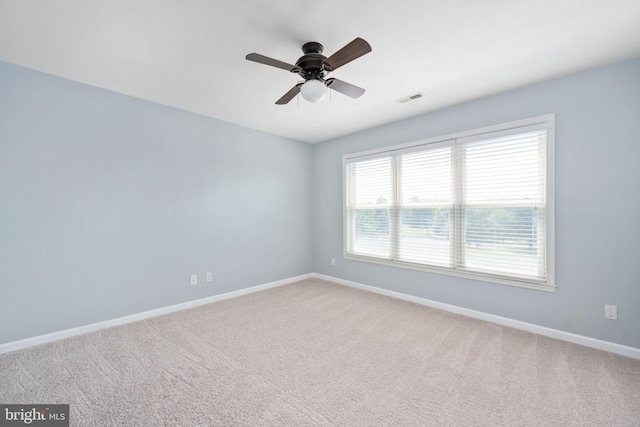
(1, 1), (639, 144)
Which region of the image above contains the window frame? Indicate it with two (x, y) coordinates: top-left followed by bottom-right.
(343, 114), (556, 292)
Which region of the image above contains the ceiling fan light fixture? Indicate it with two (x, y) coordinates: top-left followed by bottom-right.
(300, 79), (326, 103)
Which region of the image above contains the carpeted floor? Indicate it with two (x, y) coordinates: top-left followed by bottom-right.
(1, 278), (639, 426)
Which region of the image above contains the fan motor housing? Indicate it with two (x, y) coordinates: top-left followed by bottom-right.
(296, 42), (327, 79)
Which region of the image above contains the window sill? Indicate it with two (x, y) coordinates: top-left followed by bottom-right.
(343, 254), (556, 292)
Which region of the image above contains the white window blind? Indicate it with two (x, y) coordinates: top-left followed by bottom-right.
(397, 145), (453, 267)
(345, 156), (393, 258)
(344, 116), (555, 291)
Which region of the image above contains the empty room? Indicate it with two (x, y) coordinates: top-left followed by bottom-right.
(1, 1), (639, 425)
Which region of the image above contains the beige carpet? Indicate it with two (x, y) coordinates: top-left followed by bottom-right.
(1, 278), (639, 426)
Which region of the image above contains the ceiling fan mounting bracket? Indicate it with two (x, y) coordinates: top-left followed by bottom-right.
(301, 42), (323, 55)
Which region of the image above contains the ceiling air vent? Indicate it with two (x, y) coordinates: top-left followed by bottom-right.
(396, 93), (423, 103)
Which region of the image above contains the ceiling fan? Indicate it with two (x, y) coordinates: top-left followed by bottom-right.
(246, 37), (372, 105)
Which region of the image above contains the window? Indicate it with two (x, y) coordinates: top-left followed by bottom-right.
(344, 115), (555, 291)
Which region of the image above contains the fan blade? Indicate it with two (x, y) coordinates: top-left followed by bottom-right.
(275, 83), (303, 105)
(322, 38), (372, 71)
(326, 78), (365, 99)
(246, 53), (301, 73)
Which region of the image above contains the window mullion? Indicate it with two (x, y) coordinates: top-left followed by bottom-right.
(347, 163), (357, 254)
(453, 143), (466, 269)
(391, 155), (400, 260)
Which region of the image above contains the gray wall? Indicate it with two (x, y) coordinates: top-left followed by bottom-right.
(2, 56), (639, 350)
(0, 61), (313, 345)
(312, 57), (640, 349)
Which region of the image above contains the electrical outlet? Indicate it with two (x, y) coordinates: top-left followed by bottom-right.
(206, 272), (213, 282)
(190, 274), (198, 286)
(331, 258), (335, 266)
(604, 304), (618, 320)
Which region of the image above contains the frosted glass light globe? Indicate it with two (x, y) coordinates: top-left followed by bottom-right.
(300, 79), (326, 103)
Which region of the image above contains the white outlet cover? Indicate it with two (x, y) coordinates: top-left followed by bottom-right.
(190, 275), (197, 286)
(604, 304), (618, 320)
(206, 272), (212, 282)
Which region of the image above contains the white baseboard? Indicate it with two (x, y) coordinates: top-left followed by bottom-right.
(311, 273), (640, 360)
(3, 272), (638, 361)
(0, 273), (313, 355)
